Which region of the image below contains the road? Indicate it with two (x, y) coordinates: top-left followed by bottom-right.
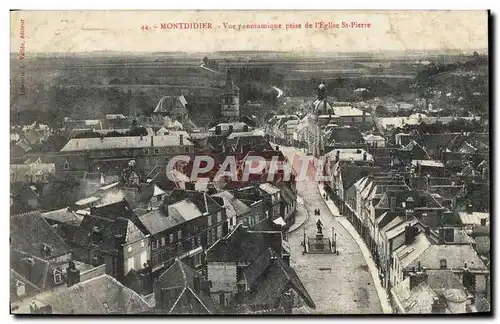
(281, 146), (383, 314)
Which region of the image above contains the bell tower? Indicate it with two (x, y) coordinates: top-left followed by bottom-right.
(220, 70), (240, 121)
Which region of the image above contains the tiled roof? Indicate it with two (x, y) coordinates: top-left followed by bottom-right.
(11, 211), (71, 259)
(60, 135), (193, 152)
(391, 278), (437, 314)
(72, 214), (146, 254)
(385, 219), (418, 240)
(138, 199), (203, 235)
(205, 224), (283, 263)
(394, 233), (432, 268)
(10, 248), (52, 290)
(34, 274), (151, 314)
(41, 208), (84, 226)
(168, 189), (222, 215)
(407, 245), (487, 271)
(338, 165), (382, 191)
(245, 248), (315, 309)
(155, 259), (216, 314)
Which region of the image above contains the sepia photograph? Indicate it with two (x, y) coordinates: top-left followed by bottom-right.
(8, 9), (491, 315)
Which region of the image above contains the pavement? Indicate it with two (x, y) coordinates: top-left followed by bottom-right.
(288, 197), (309, 233)
(317, 185), (393, 314)
(279, 146), (384, 314)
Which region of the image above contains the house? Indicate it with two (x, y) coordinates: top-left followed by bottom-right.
(10, 269), (41, 303)
(59, 135), (194, 173)
(153, 95), (189, 124)
(70, 205), (150, 281)
(323, 126), (366, 148)
(10, 211), (74, 292)
(212, 190), (251, 231)
(10, 183), (40, 213)
(405, 245), (488, 298)
(391, 267), (472, 314)
(137, 189), (226, 274)
(26, 274), (151, 314)
(325, 148), (374, 166)
(10, 163), (56, 184)
(237, 248), (316, 313)
(363, 134), (386, 148)
(205, 224), (290, 308)
(232, 186), (268, 228)
(276, 183), (297, 228)
(258, 183), (282, 220)
(153, 258), (217, 314)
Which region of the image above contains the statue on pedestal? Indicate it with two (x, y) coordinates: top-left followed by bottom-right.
(316, 219), (323, 234)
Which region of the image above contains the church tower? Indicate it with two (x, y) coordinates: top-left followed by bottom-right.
(220, 70), (240, 121)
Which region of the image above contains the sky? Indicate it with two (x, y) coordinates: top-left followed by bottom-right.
(10, 10), (488, 54)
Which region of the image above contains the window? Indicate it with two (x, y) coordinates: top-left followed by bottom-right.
(177, 230), (182, 240)
(155, 149), (159, 154)
(176, 243), (182, 254)
(141, 240), (145, 248)
(217, 226), (222, 239)
(217, 212), (222, 223)
(152, 240), (157, 250)
(169, 233), (174, 243)
(53, 270), (62, 284)
(152, 255), (158, 265)
(190, 237), (195, 248)
(63, 161), (70, 170)
(128, 245), (133, 253)
(192, 252), (202, 267)
(208, 215), (212, 227)
(161, 237), (166, 246)
(126, 256), (135, 273)
(144, 148), (149, 155)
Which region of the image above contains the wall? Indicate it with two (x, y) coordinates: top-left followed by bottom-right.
(123, 236), (150, 275)
(80, 264), (106, 282)
(208, 262), (237, 294)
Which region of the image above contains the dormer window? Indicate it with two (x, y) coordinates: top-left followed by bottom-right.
(41, 243), (52, 257)
(64, 161), (70, 170)
(53, 269), (63, 284)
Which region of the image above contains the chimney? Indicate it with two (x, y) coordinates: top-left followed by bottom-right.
(466, 204), (473, 214)
(193, 276), (202, 294)
(404, 225), (416, 245)
(462, 263), (475, 293)
(480, 218), (487, 226)
(92, 226), (101, 244)
(179, 134), (184, 146)
(114, 234), (124, 252)
(66, 261), (81, 287)
(432, 295), (447, 313)
(151, 135), (154, 147)
(335, 150), (340, 162)
(409, 264), (427, 290)
(390, 196), (397, 211)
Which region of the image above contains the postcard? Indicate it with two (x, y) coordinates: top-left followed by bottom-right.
(9, 10), (490, 315)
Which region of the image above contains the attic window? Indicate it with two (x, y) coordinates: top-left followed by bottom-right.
(42, 243), (52, 257)
(53, 269), (63, 284)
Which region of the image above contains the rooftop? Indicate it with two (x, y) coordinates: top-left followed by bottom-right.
(61, 135), (193, 152)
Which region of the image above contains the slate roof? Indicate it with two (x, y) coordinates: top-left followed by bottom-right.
(376, 190), (442, 210)
(34, 274), (151, 314)
(394, 233), (433, 268)
(10, 248), (52, 291)
(168, 189), (223, 215)
(245, 248), (316, 309)
(205, 224), (283, 263)
(391, 278), (438, 314)
(212, 191), (251, 217)
(72, 214), (146, 254)
(60, 135), (193, 152)
(11, 211), (71, 259)
(41, 208), (84, 227)
(155, 259), (216, 314)
(407, 245), (487, 271)
(138, 199), (204, 235)
(426, 270), (466, 295)
(338, 165), (382, 191)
